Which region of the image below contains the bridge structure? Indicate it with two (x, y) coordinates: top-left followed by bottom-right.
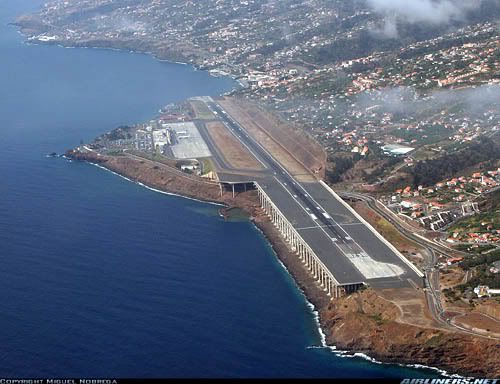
(255, 182), (363, 297)
(199, 97), (425, 298)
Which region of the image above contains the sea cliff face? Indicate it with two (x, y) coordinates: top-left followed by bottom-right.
(322, 291), (500, 377)
(66, 149), (500, 378)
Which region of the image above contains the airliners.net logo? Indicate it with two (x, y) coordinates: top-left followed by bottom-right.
(401, 379), (498, 384)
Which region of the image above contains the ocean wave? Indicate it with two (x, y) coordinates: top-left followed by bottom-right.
(260, 233), (461, 378)
(89, 159), (462, 378)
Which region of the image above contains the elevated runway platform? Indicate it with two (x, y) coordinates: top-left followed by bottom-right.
(198, 97), (424, 295)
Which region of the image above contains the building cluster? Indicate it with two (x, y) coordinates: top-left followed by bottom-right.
(93, 103), (190, 154)
(31, 0), (360, 76)
(381, 168), (499, 236)
(27, 2), (499, 175)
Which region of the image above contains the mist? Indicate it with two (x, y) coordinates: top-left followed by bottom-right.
(367, 0), (483, 38)
(357, 84), (500, 118)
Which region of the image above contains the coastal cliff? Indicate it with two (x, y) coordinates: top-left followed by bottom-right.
(66, 149), (500, 378)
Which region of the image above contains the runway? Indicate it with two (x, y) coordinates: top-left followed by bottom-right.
(204, 99), (424, 289)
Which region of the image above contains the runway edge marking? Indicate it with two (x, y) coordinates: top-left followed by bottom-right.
(319, 180), (424, 279)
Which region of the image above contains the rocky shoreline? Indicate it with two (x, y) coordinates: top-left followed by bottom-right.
(65, 149), (500, 378)
(16, 4), (499, 378)
(14, 15), (223, 79)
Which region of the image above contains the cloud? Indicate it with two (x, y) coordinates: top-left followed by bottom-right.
(371, 17), (399, 39)
(357, 84), (500, 117)
(367, 0), (482, 37)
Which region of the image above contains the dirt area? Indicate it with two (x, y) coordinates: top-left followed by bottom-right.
(322, 289), (500, 377)
(218, 97), (325, 182)
(440, 267), (465, 290)
(204, 121), (264, 171)
(67, 148), (500, 377)
(441, 268), (500, 334)
(251, 189), (500, 377)
(258, 207), (500, 375)
(68, 150), (223, 202)
(375, 288), (440, 329)
(189, 100), (215, 120)
(65, 149), (263, 211)
(477, 300), (500, 319)
(454, 312), (500, 335)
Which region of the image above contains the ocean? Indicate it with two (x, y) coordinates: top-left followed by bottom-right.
(0, 0), (441, 378)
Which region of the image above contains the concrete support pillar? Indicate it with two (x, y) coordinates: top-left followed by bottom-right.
(256, 185), (345, 299)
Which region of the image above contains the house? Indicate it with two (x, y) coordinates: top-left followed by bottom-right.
(447, 257), (464, 265)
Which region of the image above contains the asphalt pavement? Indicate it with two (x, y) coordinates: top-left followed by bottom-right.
(206, 99), (424, 289)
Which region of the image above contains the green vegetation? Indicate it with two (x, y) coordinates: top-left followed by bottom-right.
(424, 333), (445, 347)
(454, 244), (496, 254)
(326, 154), (357, 183)
(105, 126), (133, 141)
(450, 212), (499, 234)
(460, 249), (500, 271)
(368, 313), (388, 326)
(200, 158), (215, 175)
(152, 152), (166, 161)
(443, 288), (460, 302)
(410, 138), (500, 188)
(391, 124), (450, 146)
(189, 100), (215, 120)
(106, 150), (125, 156)
(458, 264), (500, 291)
